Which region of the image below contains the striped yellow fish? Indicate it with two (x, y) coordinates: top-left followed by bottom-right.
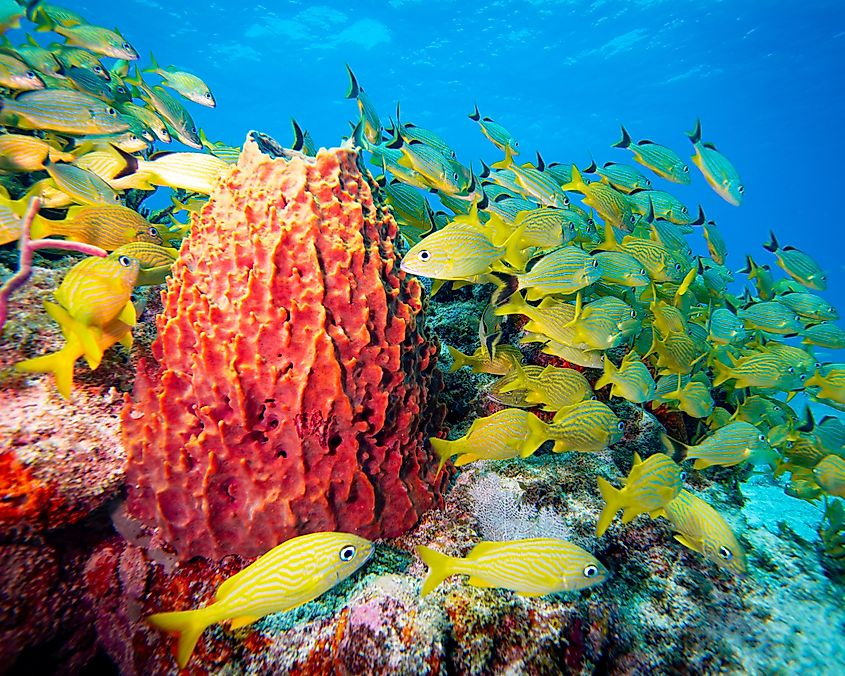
(128, 69), (201, 148)
(703, 219), (728, 265)
(583, 160), (652, 193)
(39, 20), (138, 60)
(596, 452), (682, 537)
(430, 408), (550, 472)
(32, 205), (163, 251)
(54, 46), (109, 80)
(115, 151), (230, 195)
(112, 241), (177, 286)
(491, 147), (569, 208)
(44, 161), (121, 206)
(763, 231), (827, 291)
(658, 489), (747, 575)
(0, 89), (129, 135)
(649, 331), (704, 376)
(707, 308), (746, 345)
(802, 323), (845, 350)
(15, 301), (134, 399)
(813, 455), (845, 498)
(738, 300), (803, 335)
(508, 206), (578, 250)
(612, 125), (691, 184)
(739, 255), (775, 300)
(564, 165), (637, 230)
(686, 119), (743, 206)
(514, 246), (601, 300)
(468, 104), (519, 154)
(595, 351), (656, 404)
(497, 362), (593, 411)
(628, 189), (691, 226)
(711, 351), (803, 391)
(446, 344), (523, 375)
(144, 53), (216, 107)
(655, 375), (714, 419)
(0, 133), (74, 171)
(546, 400), (623, 453)
(494, 292), (577, 346)
(416, 538), (607, 596)
(568, 294), (641, 350)
(117, 100), (171, 143)
(595, 251), (650, 287)
(0, 53), (44, 90)
(345, 65), (381, 146)
(50, 253), (139, 368)
(148, 532), (373, 669)
(672, 421), (777, 470)
(777, 292), (838, 322)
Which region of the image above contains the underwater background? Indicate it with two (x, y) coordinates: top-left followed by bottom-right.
(2, 0), (845, 674)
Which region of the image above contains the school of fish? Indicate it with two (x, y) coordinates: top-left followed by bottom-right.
(3, 6), (845, 668)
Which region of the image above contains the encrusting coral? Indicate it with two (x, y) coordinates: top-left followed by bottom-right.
(122, 137), (448, 560)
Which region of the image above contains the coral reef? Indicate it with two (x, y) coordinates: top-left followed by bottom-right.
(122, 139), (447, 561)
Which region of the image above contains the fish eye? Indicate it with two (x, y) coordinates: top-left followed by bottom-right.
(122, 42), (132, 50)
(629, 215), (637, 224)
(630, 309), (637, 318)
(682, 165), (689, 173)
(452, 172), (459, 181)
(418, 250), (431, 262)
(815, 362), (822, 369)
(681, 206), (688, 214)
(118, 255), (132, 267)
(674, 263), (682, 272)
(339, 545), (356, 562)
(645, 179), (651, 186)
(758, 434), (766, 442)
(788, 367), (794, 374)
(718, 546), (733, 560)
(513, 141), (520, 149)
(149, 226), (158, 236)
(587, 218), (595, 227)
(583, 564), (599, 578)
(26, 70), (36, 78)
(117, 86), (126, 94)
(738, 186), (745, 194)
(679, 470), (687, 481)
(94, 66), (104, 74)
(591, 258), (599, 268)
(205, 92), (212, 99)
(617, 421), (625, 431)
(562, 196), (570, 206)
(639, 268), (646, 276)
(799, 373), (806, 382)
(821, 275), (827, 282)
(106, 107), (116, 116)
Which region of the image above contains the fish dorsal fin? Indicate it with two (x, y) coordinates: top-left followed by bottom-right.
(117, 301), (137, 327)
(638, 139), (657, 146)
(702, 141), (719, 151)
(673, 533), (702, 554)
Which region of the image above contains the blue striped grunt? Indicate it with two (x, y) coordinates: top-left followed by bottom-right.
(777, 292), (839, 321)
(148, 532), (374, 669)
(708, 307), (747, 345)
(596, 452), (683, 537)
(515, 246), (601, 300)
(595, 351), (656, 403)
(0, 133), (74, 171)
(813, 455), (845, 498)
(658, 489), (747, 575)
(430, 408), (551, 472)
(0, 89), (130, 135)
(628, 189), (691, 225)
(345, 65), (381, 145)
(144, 52), (215, 107)
(739, 255), (775, 300)
(805, 364), (845, 406)
(801, 323), (845, 350)
(0, 52), (44, 90)
(763, 231), (827, 291)
(31, 204), (162, 251)
(738, 300), (803, 335)
(564, 165), (637, 230)
(113, 241), (178, 286)
(702, 219), (728, 265)
(128, 68), (201, 148)
(44, 160), (121, 206)
(676, 421), (777, 470)
(655, 374), (714, 419)
(35, 18), (138, 60)
(468, 104), (519, 154)
(612, 125), (691, 184)
(546, 400), (623, 453)
(491, 147), (569, 208)
(497, 362), (593, 411)
(583, 159), (652, 193)
(594, 251), (650, 287)
(416, 538), (607, 596)
(711, 351), (803, 390)
(686, 119), (743, 206)
(446, 344), (523, 375)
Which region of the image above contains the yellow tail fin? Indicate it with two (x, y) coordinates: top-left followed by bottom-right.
(594, 356), (617, 391)
(446, 345), (468, 373)
(595, 476), (624, 537)
(415, 545), (458, 596)
(147, 605), (220, 669)
(15, 346), (78, 399)
(430, 437), (456, 477)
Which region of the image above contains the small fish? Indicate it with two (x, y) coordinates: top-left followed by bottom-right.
(129, 68), (201, 148)
(702, 218), (728, 265)
(113, 241), (178, 286)
(595, 351), (656, 403)
(416, 539), (607, 596)
(128, 151), (230, 195)
(497, 362), (593, 411)
(345, 65), (381, 145)
(658, 489), (747, 575)
(708, 307), (747, 345)
(649, 330), (705, 376)
(583, 159), (652, 193)
(32, 205), (162, 251)
(0, 89), (129, 135)
(491, 147), (569, 208)
(655, 374), (714, 419)
(27, 2), (87, 27)
(564, 165), (636, 230)
(546, 400), (623, 453)
(805, 364), (845, 406)
(739, 255), (775, 301)
(777, 292), (838, 321)
(37, 18), (138, 60)
(148, 532), (374, 669)
(687, 119), (743, 206)
(594, 251), (650, 287)
(0, 133), (74, 171)
(118, 100), (171, 143)
(468, 104), (519, 154)
(596, 452), (682, 537)
(672, 421), (776, 470)
(446, 344), (523, 375)
(54, 46), (109, 80)
(44, 159), (121, 206)
(738, 300), (803, 335)
(144, 52), (215, 107)
(813, 415), (845, 455)
(568, 294), (641, 350)
(801, 323), (845, 350)
(712, 351), (802, 390)
(198, 129), (241, 164)
(494, 292), (577, 346)
(0, 53), (44, 90)
(7, 34), (63, 76)
(42, 253), (138, 370)
(628, 189), (691, 225)
(612, 125), (691, 184)
(392, 103), (456, 160)
(430, 408), (551, 472)
(291, 118), (316, 156)
(508, 206), (578, 250)
(513, 246), (601, 301)
(763, 231), (827, 291)
(386, 132), (469, 195)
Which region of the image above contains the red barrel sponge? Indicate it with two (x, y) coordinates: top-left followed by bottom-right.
(122, 138), (447, 560)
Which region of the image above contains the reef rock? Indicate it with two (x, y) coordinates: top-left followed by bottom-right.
(122, 138), (447, 561)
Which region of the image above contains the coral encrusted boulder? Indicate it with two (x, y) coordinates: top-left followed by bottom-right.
(122, 136), (447, 561)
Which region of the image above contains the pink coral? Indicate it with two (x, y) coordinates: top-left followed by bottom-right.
(122, 139), (447, 560)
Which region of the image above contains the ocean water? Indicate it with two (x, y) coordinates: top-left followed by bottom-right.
(78, 0), (845, 307)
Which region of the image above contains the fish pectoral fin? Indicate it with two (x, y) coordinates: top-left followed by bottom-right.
(118, 300), (137, 326)
(466, 575), (498, 589)
(620, 506), (643, 524)
(78, 325), (106, 370)
(227, 615), (262, 630)
(453, 453), (480, 467)
(673, 533), (702, 554)
(692, 458), (712, 470)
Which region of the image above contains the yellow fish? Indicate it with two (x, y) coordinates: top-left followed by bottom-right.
(670, 421), (777, 470)
(805, 364), (845, 406)
(0, 134), (74, 172)
(813, 455), (845, 498)
(416, 538), (607, 596)
(148, 532), (373, 669)
(0, 89), (129, 135)
(658, 489), (747, 575)
(144, 53), (216, 107)
(763, 231), (827, 291)
(446, 344), (522, 375)
(112, 241), (178, 286)
(546, 400), (623, 453)
(612, 125), (691, 184)
(595, 351), (656, 403)
(31, 205), (162, 251)
(497, 362), (593, 411)
(686, 119), (744, 206)
(117, 151), (230, 195)
(596, 452), (683, 537)
(430, 408), (550, 471)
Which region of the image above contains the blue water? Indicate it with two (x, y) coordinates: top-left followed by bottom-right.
(36, 1), (845, 306)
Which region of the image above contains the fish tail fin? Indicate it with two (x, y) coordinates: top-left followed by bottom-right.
(147, 605), (219, 670)
(524, 414), (551, 458)
(687, 118), (702, 144)
(582, 156), (598, 174)
(612, 124), (632, 149)
(501, 220), (529, 270)
(446, 345), (468, 373)
(344, 64), (360, 99)
(595, 356), (617, 391)
(490, 145), (514, 171)
(291, 118), (306, 152)
(596, 219), (620, 252)
(739, 254), (757, 277)
(691, 205), (706, 226)
(596, 476), (623, 537)
(15, 347), (77, 400)
(29, 212), (51, 240)
(25, 0), (44, 22)
(762, 230), (779, 253)
(349, 119), (371, 151)
(468, 104), (481, 122)
(415, 545), (459, 596)
(143, 51), (160, 74)
(497, 360), (527, 394)
(30, 5), (55, 31)
(710, 358), (733, 387)
(429, 437), (455, 477)
(561, 163), (588, 192)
